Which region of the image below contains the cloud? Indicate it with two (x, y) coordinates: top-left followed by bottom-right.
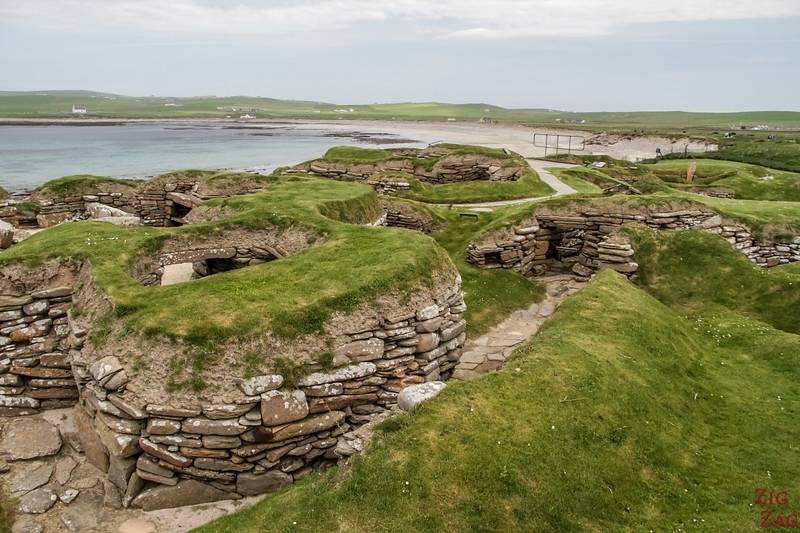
(2, 0), (799, 39)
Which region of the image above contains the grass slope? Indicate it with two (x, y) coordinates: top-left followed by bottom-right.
(399, 172), (554, 204)
(629, 227), (800, 335)
(648, 159), (800, 202)
(198, 267), (800, 532)
(1, 175), (450, 345)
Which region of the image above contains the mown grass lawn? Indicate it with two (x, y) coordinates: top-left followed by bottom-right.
(197, 259), (800, 532)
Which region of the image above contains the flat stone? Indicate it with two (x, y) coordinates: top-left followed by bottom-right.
(10, 518), (43, 533)
(8, 461), (53, 495)
(0, 295), (32, 310)
(138, 438), (192, 467)
(97, 412), (143, 435)
(145, 404), (202, 418)
(89, 355), (123, 382)
(131, 479), (232, 511)
(146, 418), (181, 435)
(9, 366), (71, 378)
(59, 488), (104, 531)
(106, 394), (148, 419)
(270, 411), (346, 442)
(118, 518), (157, 533)
(108, 455), (137, 492)
(202, 403), (256, 420)
(398, 381), (447, 412)
(415, 332), (440, 353)
(137, 455), (174, 478)
(335, 338), (384, 362)
(54, 455), (78, 485)
(260, 390), (309, 426)
(201, 435), (242, 449)
(236, 471), (293, 496)
(17, 487), (58, 514)
(238, 374), (283, 396)
(75, 407), (109, 472)
(31, 287), (72, 299)
(95, 419), (140, 458)
(299, 362), (376, 386)
(182, 417), (247, 436)
(0, 417), (62, 460)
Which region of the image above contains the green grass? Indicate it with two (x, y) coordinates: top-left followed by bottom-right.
(629, 227), (800, 334)
(399, 171), (554, 204)
(547, 168), (604, 194)
(33, 174), (138, 197)
(1, 174), (452, 346)
(197, 264), (800, 532)
(657, 136), (800, 173)
(321, 146), (393, 163)
(3, 91), (800, 130)
(648, 159), (800, 202)
(426, 206), (545, 334)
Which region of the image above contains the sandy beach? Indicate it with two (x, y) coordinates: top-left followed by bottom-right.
(1, 117), (718, 162)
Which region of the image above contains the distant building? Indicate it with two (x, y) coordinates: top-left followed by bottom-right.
(239, 114), (256, 119)
(72, 104), (87, 114)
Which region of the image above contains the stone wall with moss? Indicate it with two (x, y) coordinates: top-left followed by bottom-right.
(468, 207), (800, 280)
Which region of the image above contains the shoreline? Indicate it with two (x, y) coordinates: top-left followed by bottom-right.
(0, 119), (718, 193)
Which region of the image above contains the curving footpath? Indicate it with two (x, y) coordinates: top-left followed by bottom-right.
(452, 275), (586, 380)
(450, 159), (577, 210)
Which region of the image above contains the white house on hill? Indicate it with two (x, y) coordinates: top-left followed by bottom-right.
(72, 104), (87, 114)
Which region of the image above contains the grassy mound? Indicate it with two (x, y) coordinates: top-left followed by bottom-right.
(33, 174), (139, 197)
(629, 226), (800, 334)
(648, 159), (800, 202)
(399, 171), (554, 204)
(314, 144), (554, 203)
(198, 268), (800, 532)
(1, 176), (452, 345)
(322, 146), (393, 163)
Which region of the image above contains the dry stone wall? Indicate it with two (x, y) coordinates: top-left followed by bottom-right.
(296, 147), (527, 193)
(0, 287), (78, 416)
(0, 262), (466, 509)
(31, 176), (264, 229)
(468, 207), (800, 280)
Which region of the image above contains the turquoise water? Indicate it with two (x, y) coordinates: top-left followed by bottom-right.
(0, 122), (425, 191)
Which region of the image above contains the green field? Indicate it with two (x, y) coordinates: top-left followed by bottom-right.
(2, 91), (799, 130)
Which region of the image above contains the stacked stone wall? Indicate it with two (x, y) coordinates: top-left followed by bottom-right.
(65, 275), (465, 508)
(30, 176), (258, 229)
(468, 208), (800, 280)
(298, 153), (526, 193)
(0, 287), (78, 416)
(0, 264), (466, 508)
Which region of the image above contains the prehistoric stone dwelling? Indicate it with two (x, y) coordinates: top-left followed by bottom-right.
(0, 171), (467, 512)
(293, 144), (529, 193)
(467, 201), (800, 280)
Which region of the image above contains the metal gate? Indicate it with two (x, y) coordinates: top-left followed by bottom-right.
(533, 133), (586, 159)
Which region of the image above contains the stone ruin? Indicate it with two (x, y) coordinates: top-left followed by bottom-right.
(468, 204), (800, 280)
(29, 172), (266, 229)
(293, 145), (528, 193)
(0, 255), (466, 513)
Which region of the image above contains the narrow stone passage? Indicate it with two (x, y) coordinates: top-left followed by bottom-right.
(453, 275), (586, 380)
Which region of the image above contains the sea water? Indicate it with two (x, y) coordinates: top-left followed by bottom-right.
(0, 122), (424, 191)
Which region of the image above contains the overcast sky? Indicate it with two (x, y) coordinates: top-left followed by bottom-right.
(1, 0), (798, 111)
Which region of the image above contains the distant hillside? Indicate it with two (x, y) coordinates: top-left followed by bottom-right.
(0, 90), (799, 130)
